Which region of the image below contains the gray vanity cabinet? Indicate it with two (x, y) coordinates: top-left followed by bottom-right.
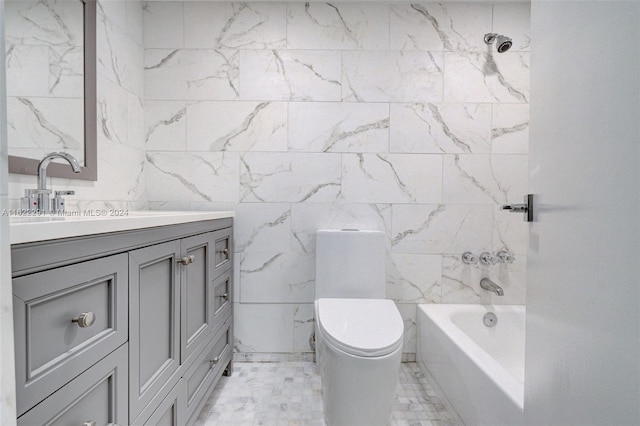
(11, 217), (234, 426)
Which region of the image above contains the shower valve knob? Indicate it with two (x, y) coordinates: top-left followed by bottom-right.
(479, 252), (498, 265)
(462, 252), (478, 264)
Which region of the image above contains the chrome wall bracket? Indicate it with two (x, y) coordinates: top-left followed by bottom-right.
(502, 194), (534, 222)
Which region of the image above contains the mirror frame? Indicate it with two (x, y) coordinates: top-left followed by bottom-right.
(8, 0), (97, 181)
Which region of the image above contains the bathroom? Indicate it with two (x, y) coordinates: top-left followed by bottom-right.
(0, 1), (638, 425)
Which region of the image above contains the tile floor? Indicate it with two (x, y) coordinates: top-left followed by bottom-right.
(196, 362), (462, 426)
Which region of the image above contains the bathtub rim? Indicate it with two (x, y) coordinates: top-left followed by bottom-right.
(417, 303), (525, 411)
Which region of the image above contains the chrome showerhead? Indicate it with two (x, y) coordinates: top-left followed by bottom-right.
(484, 33), (513, 53)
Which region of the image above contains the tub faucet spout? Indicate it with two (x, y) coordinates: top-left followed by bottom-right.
(480, 278), (504, 296)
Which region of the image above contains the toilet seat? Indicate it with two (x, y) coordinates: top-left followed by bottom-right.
(316, 298), (404, 357)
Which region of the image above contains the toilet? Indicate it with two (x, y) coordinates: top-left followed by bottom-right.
(314, 229), (404, 426)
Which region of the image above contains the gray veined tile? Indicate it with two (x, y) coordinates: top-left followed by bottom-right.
(387, 254), (442, 303)
(390, 103), (491, 154)
(492, 104), (530, 154)
(144, 101), (187, 151)
(287, 3), (389, 50)
(234, 203), (292, 254)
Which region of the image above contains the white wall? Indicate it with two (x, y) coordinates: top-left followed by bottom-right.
(525, 1), (640, 424)
(142, 1), (531, 359)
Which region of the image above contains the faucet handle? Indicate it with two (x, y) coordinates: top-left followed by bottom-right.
(479, 252), (498, 265)
(55, 190), (75, 196)
(52, 190), (75, 213)
(496, 250), (515, 264)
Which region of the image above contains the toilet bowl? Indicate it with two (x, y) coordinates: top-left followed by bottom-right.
(314, 229), (404, 426)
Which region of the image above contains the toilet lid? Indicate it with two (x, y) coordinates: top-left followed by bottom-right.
(317, 298), (404, 357)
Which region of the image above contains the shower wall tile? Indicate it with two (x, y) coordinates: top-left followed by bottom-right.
(444, 52), (530, 103)
(239, 50), (342, 101)
(442, 154), (529, 205)
(389, 3), (493, 51)
(286, 3), (389, 50)
(184, 2), (286, 49)
(441, 254), (526, 304)
(240, 153), (342, 203)
(341, 154), (443, 203)
(137, 1), (531, 358)
(187, 101), (288, 152)
(145, 49), (240, 100)
(288, 102), (389, 153)
(492, 104), (530, 154)
(391, 204), (493, 254)
(342, 51), (444, 102)
(390, 103), (492, 154)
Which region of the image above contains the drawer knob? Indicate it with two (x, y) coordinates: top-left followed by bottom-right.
(82, 421), (96, 426)
(177, 255), (195, 265)
(218, 248), (229, 256)
(72, 312), (96, 328)
(220, 293), (229, 301)
(210, 357), (219, 364)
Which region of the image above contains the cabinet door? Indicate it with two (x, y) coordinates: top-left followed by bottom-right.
(129, 240), (181, 421)
(17, 344), (128, 426)
(134, 379), (186, 426)
(12, 253), (128, 416)
(180, 233), (214, 365)
(211, 228), (232, 278)
(211, 269), (232, 333)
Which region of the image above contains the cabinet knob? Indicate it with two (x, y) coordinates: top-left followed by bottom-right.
(72, 312), (96, 328)
(177, 255), (195, 265)
(218, 248), (229, 256)
(210, 357), (219, 364)
(220, 293), (229, 301)
(82, 421), (96, 426)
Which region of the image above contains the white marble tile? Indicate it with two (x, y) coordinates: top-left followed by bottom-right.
(343, 51), (443, 102)
(234, 203), (291, 254)
(239, 252), (315, 304)
(391, 204), (493, 254)
(442, 154), (529, 205)
(187, 101), (287, 152)
(290, 203), (392, 254)
(444, 52), (530, 103)
(293, 304), (315, 353)
(390, 3), (493, 51)
(240, 153), (341, 203)
(390, 103), (491, 154)
(184, 2), (286, 49)
(98, 0), (127, 34)
(49, 46), (84, 98)
(125, 0), (144, 46)
(233, 303), (294, 353)
(286, 3), (389, 50)
(6, 97), (84, 153)
(144, 100), (187, 151)
(5, 0), (83, 47)
(97, 75), (129, 145)
(493, 3), (531, 52)
(387, 254), (442, 303)
(145, 48), (239, 100)
(441, 254), (526, 304)
(492, 104), (529, 154)
(342, 154), (442, 203)
(396, 303), (418, 355)
(5, 45), (49, 97)
(492, 205), (529, 255)
(239, 50), (342, 101)
(97, 6), (144, 96)
(288, 102), (389, 153)
(127, 93), (145, 150)
(145, 151), (239, 202)
(143, 1), (184, 49)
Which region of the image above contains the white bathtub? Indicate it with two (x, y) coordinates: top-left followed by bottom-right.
(417, 304), (525, 426)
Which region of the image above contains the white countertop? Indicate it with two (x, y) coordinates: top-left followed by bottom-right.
(9, 210), (235, 245)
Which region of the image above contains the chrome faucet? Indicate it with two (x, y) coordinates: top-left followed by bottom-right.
(21, 152), (81, 213)
(480, 278), (504, 296)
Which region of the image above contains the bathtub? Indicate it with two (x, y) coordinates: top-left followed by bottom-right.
(417, 304), (525, 426)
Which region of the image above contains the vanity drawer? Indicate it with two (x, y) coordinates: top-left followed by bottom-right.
(212, 269), (232, 328)
(212, 228), (232, 277)
(13, 253), (128, 416)
(17, 343), (128, 426)
(184, 317), (232, 424)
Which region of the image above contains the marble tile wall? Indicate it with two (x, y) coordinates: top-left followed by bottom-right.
(7, 0), (147, 211)
(142, 1), (531, 359)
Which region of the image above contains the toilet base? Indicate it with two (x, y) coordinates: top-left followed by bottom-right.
(316, 324), (402, 426)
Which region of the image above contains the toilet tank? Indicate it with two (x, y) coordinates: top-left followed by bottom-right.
(315, 229), (385, 299)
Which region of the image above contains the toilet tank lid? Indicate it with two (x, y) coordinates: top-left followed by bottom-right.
(317, 298), (404, 357)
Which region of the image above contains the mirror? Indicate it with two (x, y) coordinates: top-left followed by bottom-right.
(6, 0), (97, 181)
